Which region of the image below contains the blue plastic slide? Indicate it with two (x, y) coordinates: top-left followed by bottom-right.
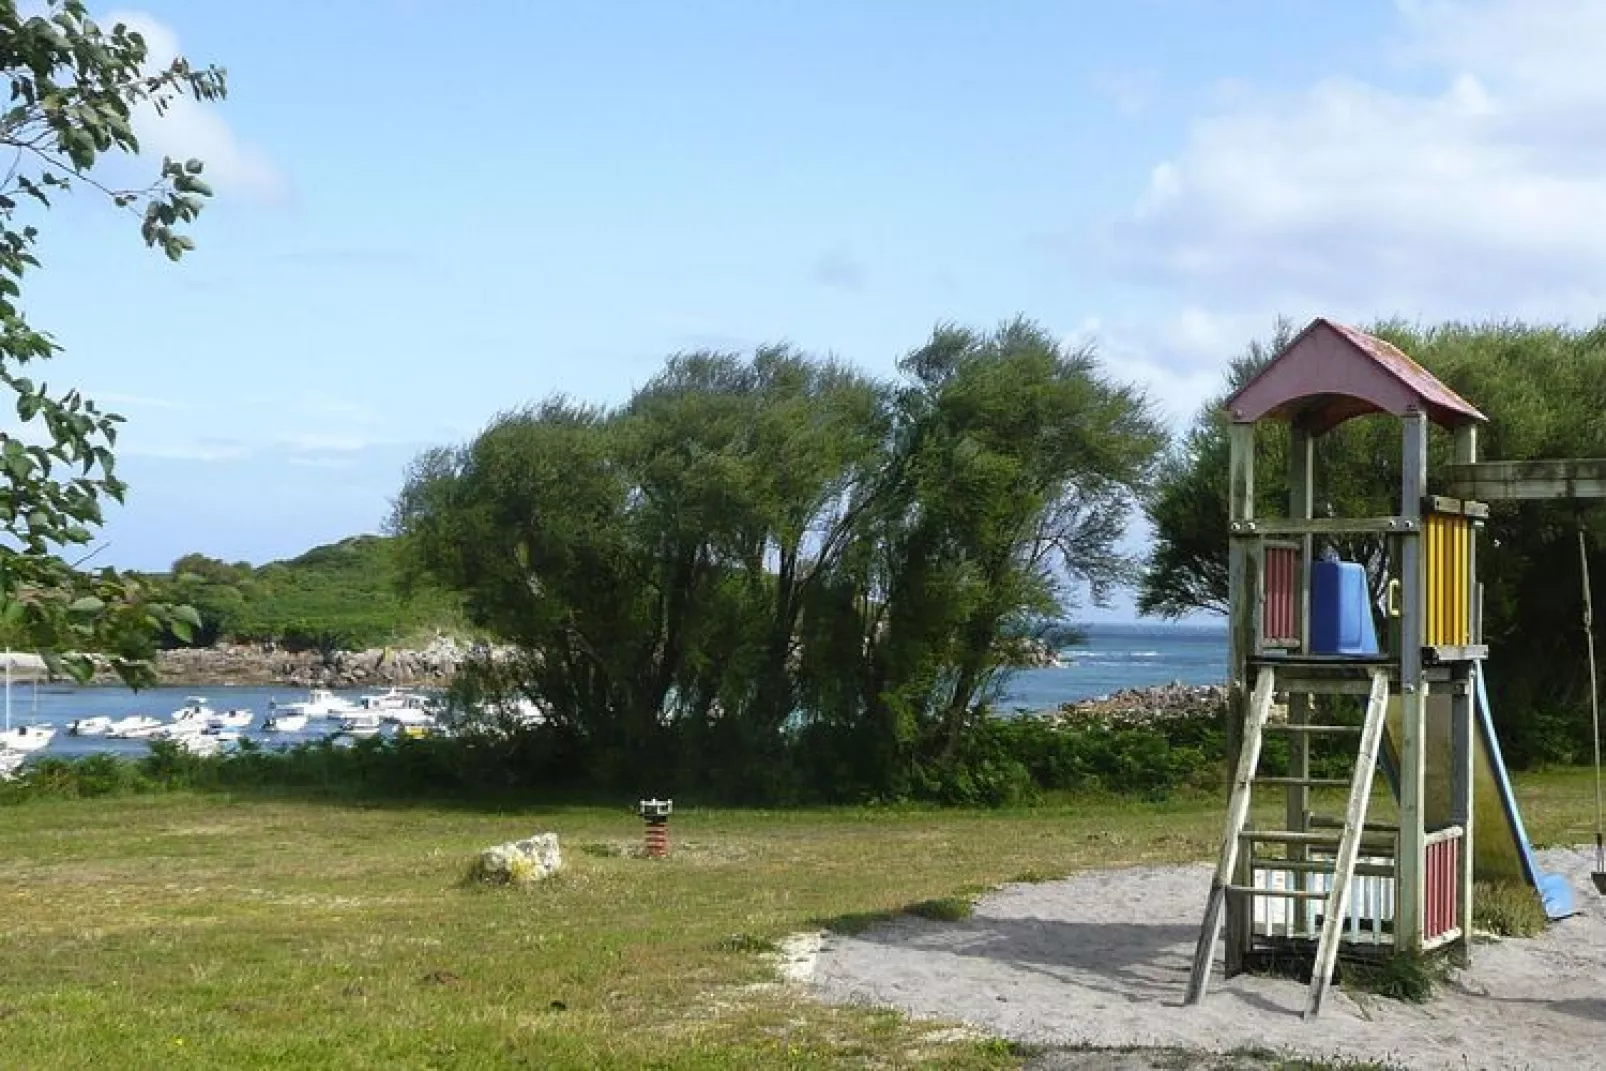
(1472, 668), (1575, 919)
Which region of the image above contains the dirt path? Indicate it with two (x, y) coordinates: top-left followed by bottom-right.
(806, 848), (1606, 1070)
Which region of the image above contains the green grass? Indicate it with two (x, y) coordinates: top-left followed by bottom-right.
(0, 767), (1593, 1069)
(0, 792), (1226, 1069)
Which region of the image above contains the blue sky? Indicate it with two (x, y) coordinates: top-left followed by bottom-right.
(16, 1), (1606, 621)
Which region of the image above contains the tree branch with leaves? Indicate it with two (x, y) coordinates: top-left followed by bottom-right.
(0, 1), (222, 681)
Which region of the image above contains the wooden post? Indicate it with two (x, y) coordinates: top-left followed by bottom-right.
(1288, 423), (1315, 921)
(1398, 411), (1428, 952)
(1450, 672), (1474, 964)
(1225, 420), (1256, 975)
(1453, 422), (1478, 964)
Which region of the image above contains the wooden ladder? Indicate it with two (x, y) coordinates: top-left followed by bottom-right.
(1185, 667), (1391, 1017)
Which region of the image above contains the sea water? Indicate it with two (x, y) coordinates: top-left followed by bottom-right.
(1, 684), (390, 761)
(998, 621), (1227, 712)
(3, 622), (1227, 761)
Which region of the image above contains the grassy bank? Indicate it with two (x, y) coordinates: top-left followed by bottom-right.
(0, 770), (1595, 1068)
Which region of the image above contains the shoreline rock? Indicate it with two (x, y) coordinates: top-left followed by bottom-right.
(1037, 681), (1228, 727)
(83, 635), (491, 689)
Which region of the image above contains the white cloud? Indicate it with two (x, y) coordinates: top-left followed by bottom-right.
(1112, 0), (1606, 324)
(1067, 316), (1234, 431)
(95, 391), (182, 410)
(120, 439), (251, 462)
(280, 432), (377, 454)
(104, 10), (288, 204)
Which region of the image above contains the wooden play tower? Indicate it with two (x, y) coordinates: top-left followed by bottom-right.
(1184, 318), (1495, 1017)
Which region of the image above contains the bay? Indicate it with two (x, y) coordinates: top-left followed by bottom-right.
(2, 622), (1228, 763)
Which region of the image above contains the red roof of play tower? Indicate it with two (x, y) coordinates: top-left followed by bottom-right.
(1223, 318), (1486, 434)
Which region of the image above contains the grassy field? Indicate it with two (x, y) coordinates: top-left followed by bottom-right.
(0, 769), (1597, 1069)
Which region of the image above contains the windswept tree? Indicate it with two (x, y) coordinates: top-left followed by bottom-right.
(811, 320), (1166, 790)
(0, 1), (222, 676)
(394, 321), (1167, 800)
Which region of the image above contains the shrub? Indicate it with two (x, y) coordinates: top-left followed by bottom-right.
(1473, 881), (1548, 937)
(1340, 950), (1450, 1003)
(904, 896), (973, 922)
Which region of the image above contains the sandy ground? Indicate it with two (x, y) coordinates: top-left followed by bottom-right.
(806, 847), (1606, 1070)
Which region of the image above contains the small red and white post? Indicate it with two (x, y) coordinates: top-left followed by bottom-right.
(639, 798), (673, 858)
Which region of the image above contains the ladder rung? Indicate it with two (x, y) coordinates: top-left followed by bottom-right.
(1263, 724), (1362, 735)
(1249, 857), (1395, 879)
(1309, 814), (1400, 833)
(1254, 776), (1353, 788)
(1227, 885), (1329, 901)
(1240, 830), (1394, 849)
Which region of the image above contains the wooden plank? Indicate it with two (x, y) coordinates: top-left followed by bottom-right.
(1452, 670), (1474, 967)
(1308, 814), (1400, 832)
(1397, 413), (1427, 955)
(1228, 886), (1329, 901)
(1235, 516), (1414, 536)
(1224, 422), (1257, 976)
(1445, 459), (1606, 501)
(1249, 857), (1397, 879)
(1425, 645), (1489, 663)
(1186, 666), (1275, 1006)
(1287, 423), (1315, 918)
(1254, 776), (1353, 789)
(1304, 670), (1391, 1019)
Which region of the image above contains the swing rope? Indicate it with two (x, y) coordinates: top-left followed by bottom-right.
(1581, 527), (1603, 880)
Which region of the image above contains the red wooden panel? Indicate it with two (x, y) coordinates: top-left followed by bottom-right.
(1263, 545), (1298, 643)
(1424, 837), (1460, 940)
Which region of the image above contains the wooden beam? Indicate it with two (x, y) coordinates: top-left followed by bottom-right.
(1224, 422), (1256, 977)
(1451, 667), (1474, 968)
(1287, 422), (1315, 914)
(1238, 516), (1415, 536)
(1446, 459), (1606, 501)
(1423, 494), (1490, 519)
(1398, 413), (1428, 953)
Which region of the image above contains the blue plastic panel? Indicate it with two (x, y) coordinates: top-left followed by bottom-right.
(1308, 560), (1379, 656)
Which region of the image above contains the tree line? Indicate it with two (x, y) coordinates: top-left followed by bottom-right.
(391, 322), (1165, 801)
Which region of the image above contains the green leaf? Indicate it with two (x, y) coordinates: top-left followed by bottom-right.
(67, 595), (104, 614)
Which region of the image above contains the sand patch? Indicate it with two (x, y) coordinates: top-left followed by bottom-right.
(809, 847), (1606, 1070)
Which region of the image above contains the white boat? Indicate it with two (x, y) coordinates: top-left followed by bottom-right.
(107, 715), (164, 739)
(356, 687), (430, 712)
(69, 716), (116, 737)
(151, 720), (208, 741)
(211, 708), (253, 729)
(273, 689), (360, 718)
(339, 712), (384, 737)
(170, 696), (218, 724)
(386, 707), (437, 728)
(263, 712), (308, 733)
(1, 650), (53, 753)
(0, 724), (53, 752)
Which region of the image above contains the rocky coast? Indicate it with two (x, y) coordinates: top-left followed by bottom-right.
(86, 635), (479, 689)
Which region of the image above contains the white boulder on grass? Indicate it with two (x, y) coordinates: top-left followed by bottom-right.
(473, 832), (562, 885)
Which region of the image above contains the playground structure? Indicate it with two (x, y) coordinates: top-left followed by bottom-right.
(1185, 318), (1599, 1018)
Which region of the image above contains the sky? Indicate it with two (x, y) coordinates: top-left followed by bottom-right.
(13, 0), (1606, 621)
